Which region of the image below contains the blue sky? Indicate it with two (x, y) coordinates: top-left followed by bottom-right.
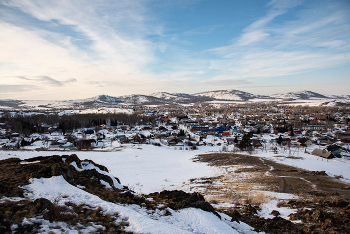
(0, 0), (349, 100)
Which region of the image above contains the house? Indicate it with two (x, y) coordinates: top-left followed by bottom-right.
(191, 125), (209, 132)
(341, 139), (350, 144)
(336, 132), (350, 140)
(252, 139), (263, 148)
(132, 134), (146, 144)
(84, 129), (94, 135)
(167, 137), (183, 146)
(297, 137), (312, 147)
(215, 126), (230, 132)
(49, 140), (66, 149)
(226, 137), (236, 145)
(312, 148), (335, 159)
(302, 125), (325, 131)
(76, 139), (96, 150)
(119, 137), (129, 144)
(326, 144), (349, 158)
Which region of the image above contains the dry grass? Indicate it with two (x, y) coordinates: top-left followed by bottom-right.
(195, 166), (273, 207)
(193, 152), (350, 211)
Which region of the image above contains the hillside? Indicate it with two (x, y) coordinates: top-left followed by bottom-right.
(0, 154), (251, 233)
(194, 89), (271, 101)
(271, 90), (330, 100)
(0, 90), (349, 110)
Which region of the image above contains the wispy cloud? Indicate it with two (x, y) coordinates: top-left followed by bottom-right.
(207, 0), (350, 80)
(36, 76), (77, 86)
(0, 85), (37, 93)
(0, 0), (163, 99)
(10, 76), (77, 87)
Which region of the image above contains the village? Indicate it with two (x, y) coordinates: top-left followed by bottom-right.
(1, 102), (350, 160)
(1, 102), (350, 233)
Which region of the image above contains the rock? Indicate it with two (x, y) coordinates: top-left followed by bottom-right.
(270, 210), (280, 216)
(148, 190), (220, 219)
(243, 204), (257, 215)
(32, 198), (53, 213)
(64, 154), (82, 168)
(311, 209), (325, 222)
(81, 159), (109, 172)
(50, 164), (74, 183)
(230, 209), (241, 223)
(41, 155), (62, 164)
(308, 171), (327, 176)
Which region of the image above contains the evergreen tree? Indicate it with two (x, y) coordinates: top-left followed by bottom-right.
(239, 133), (252, 150)
(234, 135), (238, 144)
(290, 126), (294, 137)
(277, 135), (283, 145)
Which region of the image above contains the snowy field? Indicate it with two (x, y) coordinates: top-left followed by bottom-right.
(1, 145), (350, 233)
(1, 144), (349, 194)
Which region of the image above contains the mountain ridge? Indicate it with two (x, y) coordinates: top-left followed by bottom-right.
(1, 90), (349, 110)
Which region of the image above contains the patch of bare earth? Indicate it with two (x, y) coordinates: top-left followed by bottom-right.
(191, 153), (350, 233)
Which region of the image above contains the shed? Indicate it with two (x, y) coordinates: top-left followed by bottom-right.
(167, 137), (183, 146)
(76, 139), (96, 149)
(312, 148), (335, 159)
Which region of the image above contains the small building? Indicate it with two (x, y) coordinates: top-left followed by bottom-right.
(84, 129), (94, 135)
(119, 137), (129, 144)
(191, 125), (209, 132)
(132, 134), (146, 144)
(336, 132), (350, 140)
(312, 148), (335, 159)
(252, 139), (263, 148)
(302, 125), (325, 131)
(226, 137), (236, 145)
(167, 137), (183, 146)
(297, 137), (312, 147)
(76, 139), (96, 150)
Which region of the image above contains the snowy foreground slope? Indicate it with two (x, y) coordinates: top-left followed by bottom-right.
(2, 144), (350, 193)
(22, 176), (244, 234)
(0, 147), (257, 234)
(1, 144), (350, 233)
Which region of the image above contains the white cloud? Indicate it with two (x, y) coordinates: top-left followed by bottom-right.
(207, 0), (350, 80)
(0, 0), (163, 99)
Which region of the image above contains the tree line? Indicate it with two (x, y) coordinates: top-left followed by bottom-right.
(0, 112), (155, 135)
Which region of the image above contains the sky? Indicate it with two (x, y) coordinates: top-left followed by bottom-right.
(0, 0), (350, 100)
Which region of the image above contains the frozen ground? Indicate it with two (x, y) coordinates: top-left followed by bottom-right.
(1, 144), (350, 233)
(19, 176), (250, 234)
(1, 144), (349, 193)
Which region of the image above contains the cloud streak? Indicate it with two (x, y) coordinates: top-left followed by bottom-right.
(207, 0), (350, 80)
(0, 85), (37, 93)
(0, 0), (165, 99)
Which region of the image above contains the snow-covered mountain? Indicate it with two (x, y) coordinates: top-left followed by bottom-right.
(271, 90), (331, 100)
(95, 94), (123, 103)
(194, 89), (271, 101)
(1, 90), (349, 110)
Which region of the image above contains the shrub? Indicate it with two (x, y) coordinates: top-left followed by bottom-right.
(334, 175), (343, 179)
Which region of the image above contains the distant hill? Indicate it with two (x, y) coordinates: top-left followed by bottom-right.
(194, 89), (271, 101)
(271, 90), (330, 100)
(0, 90), (349, 110)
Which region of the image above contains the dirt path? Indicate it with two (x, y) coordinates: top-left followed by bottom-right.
(191, 153), (350, 204)
(190, 153), (350, 233)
